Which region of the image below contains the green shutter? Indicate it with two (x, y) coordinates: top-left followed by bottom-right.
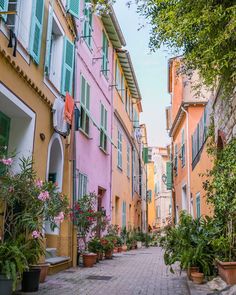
(44, 4), (53, 75)
(102, 32), (108, 73)
(166, 161), (172, 190)
(0, 0), (9, 21)
(122, 201), (126, 229)
(142, 147), (148, 164)
(83, 0), (92, 47)
(81, 76), (86, 105)
(61, 37), (74, 95)
(86, 82), (90, 110)
(67, 0), (80, 18)
(196, 194), (201, 218)
(29, 0), (45, 64)
(0, 111), (10, 176)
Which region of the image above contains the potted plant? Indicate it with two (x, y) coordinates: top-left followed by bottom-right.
(88, 238), (103, 262)
(116, 236), (123, 252)
(203, 138), (236, 284)
(71, 194), (102, 267)
(0, 156), (69, 291)
(0, 241), (28, 295)
(121, 227), (128, 251)
(102, 237), (114, 259)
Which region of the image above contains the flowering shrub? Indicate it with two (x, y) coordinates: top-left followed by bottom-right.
(0, 156), (69, 282)
(71, 193), (110, 251)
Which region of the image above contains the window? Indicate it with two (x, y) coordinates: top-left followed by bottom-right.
(155, 181), (160, 195)
(122, 201), (126, 229)
(196, 193), (201, 218)
(121, 74), (125, 101)
(174, 144), (178, 175)
(133, 109), (139, 128)
(125, 89), (129, 113)
(45, 9), (64, 91)
(117, 130), (122, 169)
(5, 0), (33, 51)
(100, 103), (107, 151)
(83, 0), (92, 48)
(101, 31), (108, 77)
(181, 129), (185, 167)
(78, 172), (88, 199)
(127, 143), (130, 178)
(80, 75), (90, 135)
(156, 206), (160, 219)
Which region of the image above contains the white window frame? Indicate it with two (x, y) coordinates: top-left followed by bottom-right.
(78, 172), (88, 199)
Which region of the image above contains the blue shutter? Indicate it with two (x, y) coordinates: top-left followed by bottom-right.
(44, 4), (53, 75)
(29, 0), (45, 64)
(0, 0), (9, 21)
(166, 161), (172, 190)
(67, 0), (80, 18)
(196, 194), (201, 218)
(61, 37), (74, 95)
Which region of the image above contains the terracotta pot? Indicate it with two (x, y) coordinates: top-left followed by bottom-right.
(113, 247), (118, 253)
(187, 266), (200, 280)
(83, 253), (97, 267)
(118, 247), (122, 253)
(31, 263), (50, 283)
(122, 245), (127, 252)
(191, 272), (204, 284)
(105, 250), (113, 259)
(217, 260), (236, 285)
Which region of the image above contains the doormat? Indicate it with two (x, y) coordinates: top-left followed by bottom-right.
(87, 275), (113, 281)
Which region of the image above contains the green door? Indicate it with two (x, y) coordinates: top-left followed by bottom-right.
(0, 111), (11, 175)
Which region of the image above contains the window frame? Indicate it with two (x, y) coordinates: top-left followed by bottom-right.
(101, 31), (109, 77)
(196, 192), (201, 218)
(83, 0), (93, 49)
(78, 172), (88, 200)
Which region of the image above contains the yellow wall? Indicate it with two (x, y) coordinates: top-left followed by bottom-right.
(147, 162), (156, 228)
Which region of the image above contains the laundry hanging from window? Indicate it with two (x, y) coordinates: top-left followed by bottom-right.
(52, 97), (69, 136)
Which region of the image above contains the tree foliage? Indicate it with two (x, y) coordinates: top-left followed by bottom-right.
(136, 0), (236, 95)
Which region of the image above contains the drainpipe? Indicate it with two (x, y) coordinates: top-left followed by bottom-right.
(181, 106), (191, 214)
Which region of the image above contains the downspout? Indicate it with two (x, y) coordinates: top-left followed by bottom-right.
(181, 106), (191, 214)
(72, 18), (79, 268)
(109, 48), (115, 224)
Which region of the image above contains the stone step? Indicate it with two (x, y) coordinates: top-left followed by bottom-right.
(45, 248), (57, 259)
(45, 256), (70, 265)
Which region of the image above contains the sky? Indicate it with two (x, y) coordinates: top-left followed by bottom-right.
(113, 1), (171, 147)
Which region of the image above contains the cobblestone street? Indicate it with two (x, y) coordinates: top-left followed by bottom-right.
(18, 247), (190, 295)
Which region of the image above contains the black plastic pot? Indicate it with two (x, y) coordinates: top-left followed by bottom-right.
(0, 274), (13, 295)
(21, 268), (41, 292)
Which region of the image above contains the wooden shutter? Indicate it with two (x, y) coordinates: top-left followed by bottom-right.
(122, 201), (126, 228)
(166, 161), (172, 190)
(0, 111), (10, 149)
(81, 75), (86, 105)
(84, 1), (92, 47)
(142, 147), (148, 164)
(0, 0), (9, 21)
(67, 0), (80, 18)
(61, 37), (74, 95)
(44, 4), (53, 75)
(29, 0), (45, 64)
(102, 32), (108, 73)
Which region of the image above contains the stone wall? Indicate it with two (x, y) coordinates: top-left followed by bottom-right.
(213, 91), (236, 144)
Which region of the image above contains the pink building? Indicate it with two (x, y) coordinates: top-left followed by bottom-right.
(75, 4), (125, 216)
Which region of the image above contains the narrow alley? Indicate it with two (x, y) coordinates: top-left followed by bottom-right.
(17, 248), (189, 295)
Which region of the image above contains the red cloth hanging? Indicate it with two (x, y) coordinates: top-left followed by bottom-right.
(64, 92), (74, 125)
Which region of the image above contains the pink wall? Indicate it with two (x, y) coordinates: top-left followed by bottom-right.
(74, 4), (114, 215)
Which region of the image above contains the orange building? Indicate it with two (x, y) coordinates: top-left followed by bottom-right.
(166, 57), (212, 221)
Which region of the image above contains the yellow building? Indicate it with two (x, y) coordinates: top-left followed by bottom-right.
(111, 48), (144, 231)
(0, 0), (78, 271)
(147, 162), (156, 229)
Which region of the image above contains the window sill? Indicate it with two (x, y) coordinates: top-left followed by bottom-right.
(79, 128), (92, 140)
(99, 146), (109, 155)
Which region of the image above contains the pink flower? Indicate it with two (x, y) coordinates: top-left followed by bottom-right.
(38, 191), (50, 202)
(35, 179), (43, 188)
(0, 158), (13, 166)
(54, 212), (64, 223)
(8, 186), (14, 193)
(32, 230), (40, 239)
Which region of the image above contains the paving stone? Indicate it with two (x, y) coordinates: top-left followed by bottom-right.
(16, 247), (190, 295)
